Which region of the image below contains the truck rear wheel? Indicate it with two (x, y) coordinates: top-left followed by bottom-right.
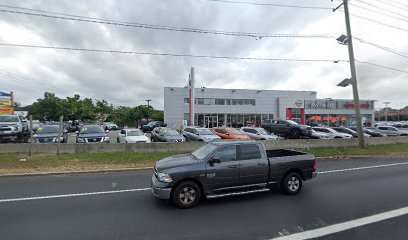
(172, 181), (201, 209)
(281, 172), (302, 195)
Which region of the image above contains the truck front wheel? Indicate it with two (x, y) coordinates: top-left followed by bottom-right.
(172, 181), (201, 209)
(281, 172), (302, 195)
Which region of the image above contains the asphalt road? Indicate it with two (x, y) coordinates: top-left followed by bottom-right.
(1, 156), (408, 240)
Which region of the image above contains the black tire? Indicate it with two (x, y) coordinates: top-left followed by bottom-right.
(17, 133), (24, 143)
(291, 129), (300, 139)
(281, 172), (302, 195)
(172, 181), (201, 209)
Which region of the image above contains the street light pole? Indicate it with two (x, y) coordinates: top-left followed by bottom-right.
(384, 102), (391, 122)
(342, 0), (365, 147)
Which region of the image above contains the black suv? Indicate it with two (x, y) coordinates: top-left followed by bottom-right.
(261, 119), (312, 139)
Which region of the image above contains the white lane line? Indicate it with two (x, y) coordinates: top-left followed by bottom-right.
(271, 205), (408, 240)
(0, 188), (150, 203)
(318, 161), (408, 174)
(2, 161), (408, 203)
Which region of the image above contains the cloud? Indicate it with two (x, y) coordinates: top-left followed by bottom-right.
(0, 0), (407, 110)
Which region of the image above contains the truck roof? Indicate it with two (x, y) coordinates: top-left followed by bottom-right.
(210, 140), (257, 146)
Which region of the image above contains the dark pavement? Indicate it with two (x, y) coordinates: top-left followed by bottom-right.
(1, 156), (408, 240)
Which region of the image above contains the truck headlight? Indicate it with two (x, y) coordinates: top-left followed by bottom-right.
(103, 137), (110, 142)
(157, 173), (172, 183)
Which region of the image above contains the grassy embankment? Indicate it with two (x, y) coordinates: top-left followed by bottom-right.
(1, 143), (408, 175)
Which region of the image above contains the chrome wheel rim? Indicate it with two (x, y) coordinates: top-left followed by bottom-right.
(179, 187), (196, 204)
(288, 176), (300, 191)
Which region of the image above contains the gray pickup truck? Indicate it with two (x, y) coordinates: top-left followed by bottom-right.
(151, 141), (317, 208)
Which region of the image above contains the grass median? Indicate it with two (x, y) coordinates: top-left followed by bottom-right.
(1, 143), (408, 175)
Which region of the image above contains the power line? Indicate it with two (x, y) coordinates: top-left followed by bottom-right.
(0, 42), (347, 63)
(206, 0), (333, 9)
(356, 60), (408, 74)
(0, 6), (335, 40)
(346, 11), (408, 33)
(354, 0), (408, 21)
(374, 0), (408, 11)
(354, 37), (408, 59)
(350, 2), (408, 23)
(0, 70), (70, 92)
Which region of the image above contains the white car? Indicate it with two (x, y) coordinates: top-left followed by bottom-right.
(312, 127), (353, 139)
(117, 128), (151, 143)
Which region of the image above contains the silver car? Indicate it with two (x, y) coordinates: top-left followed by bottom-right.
(117, 128), (151, 143)
(182, 127), (221, 142)
(310, 129), (333, 139)
(375, 126), (408, 136)
(312, 127), (353, 139)
(240, 127), (279, 140)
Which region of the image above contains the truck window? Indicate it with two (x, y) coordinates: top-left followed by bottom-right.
(238, 144), (262, 160)
(212, 145), (237, 162)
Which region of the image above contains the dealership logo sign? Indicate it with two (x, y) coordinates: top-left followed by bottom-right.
(295, 100), (303, 107)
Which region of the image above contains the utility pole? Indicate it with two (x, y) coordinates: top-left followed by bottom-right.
(384, 102), (391, 122)
(335, 0), (365, 147)
(189, 67), (195, 126)
(145, 99), (152, 107)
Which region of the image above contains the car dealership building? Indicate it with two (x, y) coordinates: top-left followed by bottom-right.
(164, 87), (375, 128)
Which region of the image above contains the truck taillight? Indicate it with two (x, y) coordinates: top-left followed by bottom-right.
(313, 159), (317, 171)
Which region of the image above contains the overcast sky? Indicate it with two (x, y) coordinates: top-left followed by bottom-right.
(0, 0), (407, 110)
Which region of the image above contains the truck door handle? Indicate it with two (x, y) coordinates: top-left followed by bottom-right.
(229, 165), (238, 168)
(258, 163), (266, 166)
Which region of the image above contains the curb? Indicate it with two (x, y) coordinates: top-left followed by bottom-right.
(0, 166), (153, 178)
(1, 155), (406, 177)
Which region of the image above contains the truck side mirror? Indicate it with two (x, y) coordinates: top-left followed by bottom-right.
(209, 157), (221, 165)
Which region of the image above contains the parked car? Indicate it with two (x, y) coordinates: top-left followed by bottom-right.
(310, 129), (333, 139)
(182, 127), (221, 142)
(261, 119), (312, 139)
(151, 141), (317, 208)
(0, 114), (29, 143)
(31, 120), (42, 131)
(103, 122), (118, 131)
(375, 126), (407, 136)
(76, 125), (110, 143)
(211, 127), (251, 140)
(240, 127), (279, 140)
(117, 128), (150, 143)
(312, 127), (353, 138)
(32, 125), (68, 143)
(151, 127), (185, 142)
(350, 127), (387, 137)
(141, 121), (167, 133)
(331, 127), (371, 138)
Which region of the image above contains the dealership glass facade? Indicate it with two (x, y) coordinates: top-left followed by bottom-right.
(184, 98), (256, 106)
(185, 113), (274, 128)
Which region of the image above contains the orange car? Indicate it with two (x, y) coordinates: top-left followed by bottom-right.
(211, 127), (251, 140)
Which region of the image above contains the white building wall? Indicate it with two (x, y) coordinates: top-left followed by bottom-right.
(164, 87), (317, 127)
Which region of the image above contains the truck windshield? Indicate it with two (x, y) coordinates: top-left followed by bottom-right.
(0, 116), (19, 122)
(191, 143), (218, 161)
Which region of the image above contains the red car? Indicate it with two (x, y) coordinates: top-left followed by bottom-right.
(211, 127), (251, 140)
